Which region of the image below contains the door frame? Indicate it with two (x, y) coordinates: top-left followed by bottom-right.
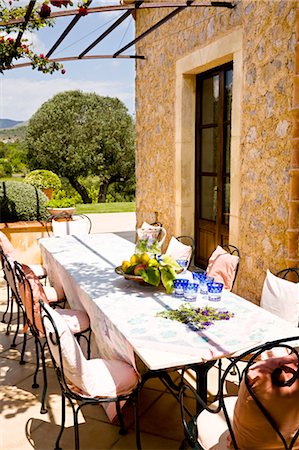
(174, 29), (243, 268)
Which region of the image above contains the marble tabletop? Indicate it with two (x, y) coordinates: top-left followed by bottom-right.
(39, 233), (299, 372)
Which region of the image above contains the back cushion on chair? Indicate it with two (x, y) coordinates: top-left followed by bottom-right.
(260, 270), (299, 327)
(206, 246), (239, 291)
(165, 237), (192, 263)
(3, 256), (19, 299)
(0, 231), (16, 259)
(18, 264), (49, 335)
(232, 353), (299, 449)
(41, 303), (138, 398)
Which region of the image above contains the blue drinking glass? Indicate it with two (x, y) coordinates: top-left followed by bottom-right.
(199, 275), (214, 295)
(207, 282), (224, 302)
(183, 282), (199, 302)
(192, 271), (207, 282)
(176, 259), (189, 274)
(173, 279), (189, 297)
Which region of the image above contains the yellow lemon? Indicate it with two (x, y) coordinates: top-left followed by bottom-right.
(130, 254), (140, 265)
(140, 253), (150, 265)
(121, 260), (130, 272)
(148, 258), (159, 267)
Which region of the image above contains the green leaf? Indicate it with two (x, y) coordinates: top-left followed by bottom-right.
(159, 254), (181, 270)
(160, 266), (176, 294)
(141, 266), (160, 286)
(125, 264), (137, 275)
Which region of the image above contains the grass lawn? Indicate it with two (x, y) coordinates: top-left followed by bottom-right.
(1, 177), (135, 214)
(74, 202), (135, 214)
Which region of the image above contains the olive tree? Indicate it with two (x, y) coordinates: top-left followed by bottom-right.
(26, 90), (135, 203)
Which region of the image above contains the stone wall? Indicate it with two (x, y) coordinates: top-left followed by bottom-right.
(135, 0), (297, 303)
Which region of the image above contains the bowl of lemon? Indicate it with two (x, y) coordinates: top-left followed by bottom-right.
(115, 253), (182, 293)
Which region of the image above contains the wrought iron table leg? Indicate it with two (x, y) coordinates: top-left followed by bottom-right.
(190, 360), (216, 413)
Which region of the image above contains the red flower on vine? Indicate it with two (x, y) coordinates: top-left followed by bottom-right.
(78, 6), (88, 16)
(39, 3), (51, 18)
(50, 0), (70, 7)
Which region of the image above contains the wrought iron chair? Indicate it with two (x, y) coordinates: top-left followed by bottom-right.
(0, 231), (47, 326)
(15, 263), (92, 414)
(46, 212), (92, 237)
(40, 300), (141, 450)
(260, 267), (299, 329)
(220, 245), (240, 289)
(0, 249), (26, 348)
(276, 267), (299, 282)
(180, 335), (299, 450)
(192, 244), (240, 287)
(165, 235), (194, 269)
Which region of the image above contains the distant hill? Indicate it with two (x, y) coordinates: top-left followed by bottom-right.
(0, 118), (24, 129)
(0, 125), (27, 142)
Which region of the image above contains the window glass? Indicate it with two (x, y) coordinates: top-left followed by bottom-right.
(200, 176), (217, 221)
(201, 75), (219, 125)
(201, 128), (218, 172)
(222, 177), (230, 225)
(224, 124), (231, 174)
(225, 69), (233, 121)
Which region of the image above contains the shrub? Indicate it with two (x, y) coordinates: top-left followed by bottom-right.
(0, 158), (13, 177)
(0, 181), (49, 222)
(46, 190), (81, 208)
(24, 169), (61, 190)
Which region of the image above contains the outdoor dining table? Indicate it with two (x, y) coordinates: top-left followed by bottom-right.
(39, 233), (299, 404)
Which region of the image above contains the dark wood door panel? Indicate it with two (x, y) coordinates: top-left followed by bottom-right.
(194, 63), (232, 268)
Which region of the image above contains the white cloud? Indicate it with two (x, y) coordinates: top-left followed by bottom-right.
(0, 76), (135, 121)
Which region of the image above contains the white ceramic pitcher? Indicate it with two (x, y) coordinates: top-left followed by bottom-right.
(135, 222), (166, 257)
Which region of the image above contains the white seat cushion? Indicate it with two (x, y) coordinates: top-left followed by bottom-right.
(44, 286), (65, 303)
(165, 236), (192, 263)
(197, 396), (237, 450)
(58, 309), (90, 334)
(260, 269), (299, 326)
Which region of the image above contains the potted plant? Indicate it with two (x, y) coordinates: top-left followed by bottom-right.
(24, 170), (61, 199)
(46, 197), (76, 216)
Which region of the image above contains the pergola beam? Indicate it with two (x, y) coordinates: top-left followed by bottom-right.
(79, 9), (132, 59)
(114, 5), (189, 57)
(4, 54), (145, 70)
(46, 0), (93, 58)
(14, 0), (36, 47)
(1, 1), (235, 26)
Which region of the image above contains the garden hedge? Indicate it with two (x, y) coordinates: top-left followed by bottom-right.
(0, 181), (49, 222)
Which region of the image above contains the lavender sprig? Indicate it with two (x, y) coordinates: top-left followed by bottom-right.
(156, 304), (235, 330)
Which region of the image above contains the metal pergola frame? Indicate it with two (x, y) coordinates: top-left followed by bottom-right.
(1, 1), (235, 70)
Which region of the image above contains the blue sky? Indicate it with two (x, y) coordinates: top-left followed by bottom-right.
(1, 1), (136, 121)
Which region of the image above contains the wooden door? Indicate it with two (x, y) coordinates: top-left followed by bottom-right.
(194, 63), (233, 268)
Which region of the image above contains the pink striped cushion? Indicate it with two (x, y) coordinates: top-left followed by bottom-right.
(233, 354), (299, 449)
(207, 246), (239, 291)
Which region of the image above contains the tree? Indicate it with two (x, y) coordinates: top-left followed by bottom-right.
(0, 141), (29, 175)
(25, 90), (135, 203)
